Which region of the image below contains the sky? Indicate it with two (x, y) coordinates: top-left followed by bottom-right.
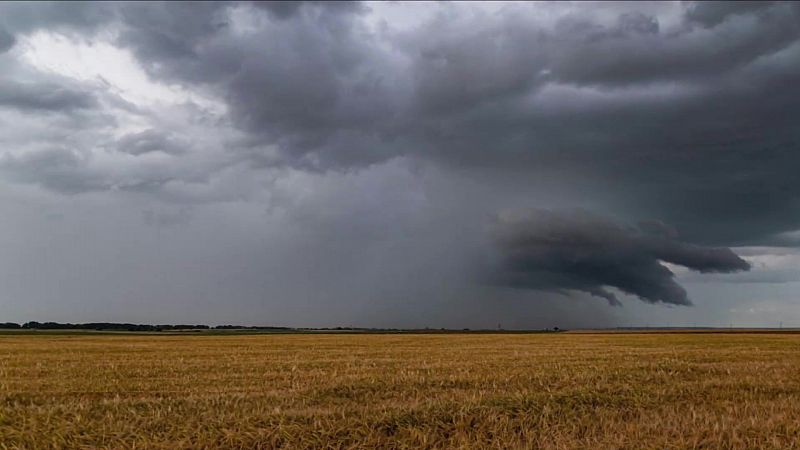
(1, 1), (799, 328)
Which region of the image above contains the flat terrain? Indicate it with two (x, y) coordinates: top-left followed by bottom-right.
(1, 332), (799, 449)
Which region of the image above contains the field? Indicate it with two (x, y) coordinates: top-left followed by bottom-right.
(1, 332), (800, 449)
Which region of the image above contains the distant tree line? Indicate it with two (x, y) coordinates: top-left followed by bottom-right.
(0, 322), (563, 333)
(0, 322), (302, 331)
(0, 322), (213, 331)
(214, 325), (291, 330)
(0, 322), (296, 331)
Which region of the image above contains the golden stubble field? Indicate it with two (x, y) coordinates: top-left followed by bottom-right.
(1, 332), (799, 449)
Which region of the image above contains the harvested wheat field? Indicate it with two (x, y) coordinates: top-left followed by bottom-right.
(1, 332), (800, 449)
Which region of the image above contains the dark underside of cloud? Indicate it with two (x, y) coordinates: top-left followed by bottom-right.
(490, 209), (751, 306)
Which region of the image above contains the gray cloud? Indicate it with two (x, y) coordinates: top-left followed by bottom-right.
(142, 207), (192, 228)
(0, 27), (14, 53)
(552, 7), (800, 86)
(254, 1), (365, 20)
(490, 209), (750, 306)
(116, 129), (187, 156)
(0, 147), (107, 194)
(115, 2), (229, 63)
(0, 80), (97, 112)
(685, 1), (777, 28)
(0, 1), (114, 35)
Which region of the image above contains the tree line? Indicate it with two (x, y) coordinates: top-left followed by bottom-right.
(0, 322), (290, 331)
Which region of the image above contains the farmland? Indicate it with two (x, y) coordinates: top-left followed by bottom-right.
(1, 332), (799, 449)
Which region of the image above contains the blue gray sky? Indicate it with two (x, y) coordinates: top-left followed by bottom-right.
(1, 1), (799, 328)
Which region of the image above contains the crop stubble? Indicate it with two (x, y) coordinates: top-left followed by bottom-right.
(1, 332), (799, 449)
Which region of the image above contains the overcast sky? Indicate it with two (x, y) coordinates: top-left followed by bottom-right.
(1, 1), (799, 328)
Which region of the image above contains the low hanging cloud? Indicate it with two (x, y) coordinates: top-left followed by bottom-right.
(490, 209), (751, 306)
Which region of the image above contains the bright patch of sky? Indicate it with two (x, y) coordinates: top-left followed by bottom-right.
(18, 31), (225, 116)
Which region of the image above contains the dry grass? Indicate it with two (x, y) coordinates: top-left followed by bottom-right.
(1, 332), (800, 449)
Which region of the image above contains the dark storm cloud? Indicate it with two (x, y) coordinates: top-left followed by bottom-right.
(685, 1), (777, 28)
(78, 0), (800, 246)
(106, 2), (406, 169)
(0, 80), (97, 112)
(491, 209), (750, 306)
(115, 2), (229, 63)
(2, 2), (799, 245)
(254, 1), (365, 20)
(551, 5), (800, 86)
(0, 1), (114, 34)
(255, 1), (304, 20)
(393, 1), (800, 245)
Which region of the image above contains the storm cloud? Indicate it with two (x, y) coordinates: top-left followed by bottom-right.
(491, 209), (750, 306)
(0, 2), (797, 327)
(72, 0), (800, 244)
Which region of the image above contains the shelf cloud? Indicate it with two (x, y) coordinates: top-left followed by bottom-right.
(490, 209), (750, 306)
